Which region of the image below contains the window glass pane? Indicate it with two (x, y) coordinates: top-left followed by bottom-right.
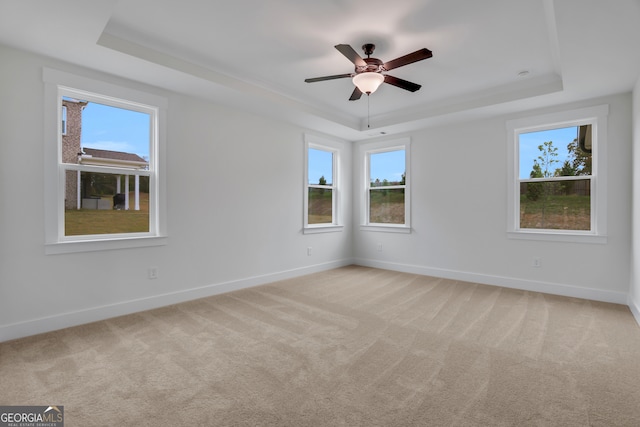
(519, 126), (592, 180)
(61, 98), (150, 165)
(60, 96), (152, 238)
(61, 105), (67, 135)
(308, 148), (332, 185)
(519, 179), (590, 230)
(308, 187), (333, 224)
(369, 188), (405, 224)
(370, 149), (405, 186)
(64, 171), (150, 236)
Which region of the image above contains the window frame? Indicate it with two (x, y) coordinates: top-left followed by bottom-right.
(506, 104), (608, 243)
(360, 138), (411, 233)
(43, 68), (168, 254)
(303, 134), (343, 234)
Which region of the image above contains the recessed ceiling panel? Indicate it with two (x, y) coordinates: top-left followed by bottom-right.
(103, 0), (557, 122)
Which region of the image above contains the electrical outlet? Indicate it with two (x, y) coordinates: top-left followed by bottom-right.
(148, 266), (158, 279)
(532, 258), (541, 268)
(307, 247), (312, 256)
(377, 243), (383, 252)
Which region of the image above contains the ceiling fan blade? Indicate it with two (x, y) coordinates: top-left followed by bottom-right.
(304, 73), (352, 83)
(349, 87), (363, 101)
(335, 44), (366, 67)
(383, 48), (433, 71)
(384, 75), (422, 92)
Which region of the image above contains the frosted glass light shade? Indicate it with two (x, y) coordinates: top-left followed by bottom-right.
(352, 72), (384, 94)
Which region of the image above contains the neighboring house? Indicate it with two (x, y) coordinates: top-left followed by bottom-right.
(61, 98), (86, 210)
(61, 99), (148, 210)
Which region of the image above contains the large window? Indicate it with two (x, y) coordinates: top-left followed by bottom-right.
(507, 105), (608, 243)
(44, 68), (167, 253)
(360, 138), (411, 233)
(304, 135), (343, 233)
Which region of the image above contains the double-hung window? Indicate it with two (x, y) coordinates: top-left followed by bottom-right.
(304, 135), (343, 233)
(507, 104), (608, 243)
(360, 138), (411, 233)
(43, 68), (167, 253)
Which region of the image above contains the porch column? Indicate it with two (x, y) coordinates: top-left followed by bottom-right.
(76, 170), (81, 210)
(124, 175), (130, 210)
(134, 174), (140, 211)
(116, 175), (121, 194)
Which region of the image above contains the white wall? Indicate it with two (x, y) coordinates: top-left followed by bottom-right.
(0, 45), (353, 341)
(630, 78), (640, 324)
(1, 43), (636, 341)
(354, 94), (633, 304)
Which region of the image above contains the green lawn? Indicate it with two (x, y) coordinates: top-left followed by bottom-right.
(308, 189), (332, 224)
(65, 193), (149, 236)
(370, 189), (405, 224)
(520, 194), (590, 230)
(307, 189), (407, 225)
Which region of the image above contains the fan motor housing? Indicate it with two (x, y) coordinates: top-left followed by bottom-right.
(356, 57), (384, 74)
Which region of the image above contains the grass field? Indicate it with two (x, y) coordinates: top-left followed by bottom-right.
(64, 190), (584, 234)
(308, 189), (332, 224)
(65, 193), (149, 236)
(370, 189), (405, 224)
(308, 189), (406, 225)
(520, 194), (590, 230)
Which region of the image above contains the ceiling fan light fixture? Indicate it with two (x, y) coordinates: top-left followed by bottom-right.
(353, 72), (384, 94)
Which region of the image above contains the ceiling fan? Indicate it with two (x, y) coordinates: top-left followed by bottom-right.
(304, 43), (433, 101)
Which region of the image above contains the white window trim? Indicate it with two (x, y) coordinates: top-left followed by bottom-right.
(303, 134), (344, 234)
(506, 104), (608, 244)
(43, 67), (168, 254)
(359, 138), (411, 233)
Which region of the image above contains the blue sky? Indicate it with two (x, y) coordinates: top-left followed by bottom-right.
(519, 126), (578, 179)
(308, 148), (333, 185)
(81, 101), (150, 159)
(308, 148), (406, 185)
(370, 150), (405, 183)
(81, 102), (405, 184)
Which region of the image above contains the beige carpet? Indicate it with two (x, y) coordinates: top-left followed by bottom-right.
(1, 266), (640, 426)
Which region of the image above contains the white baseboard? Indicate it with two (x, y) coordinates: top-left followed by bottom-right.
(4, 258), (634, 343)
(0, 258), (354, 343)
(628, 294), (640, 327)
(354, 258), (629, 305)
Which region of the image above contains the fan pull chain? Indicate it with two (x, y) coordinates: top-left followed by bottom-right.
(367, 94), (371, 128)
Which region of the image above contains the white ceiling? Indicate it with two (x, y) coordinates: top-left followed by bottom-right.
(1, 0), (639, 140)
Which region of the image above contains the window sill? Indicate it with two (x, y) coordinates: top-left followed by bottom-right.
(303, 225), (344, 235)
(360, 225), (412, 234)
(45, 235), (168, 255)
(507, 231), (607, 244)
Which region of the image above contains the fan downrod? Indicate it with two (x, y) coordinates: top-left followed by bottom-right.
(362, 43), (376, 57)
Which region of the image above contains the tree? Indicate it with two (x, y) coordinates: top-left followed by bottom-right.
(535, 140), (558, 177)
(530, 162), (543, 178)
(557, 159), (577, 195)
(316, 175), (327, 195)
(527, 163), (543, 201)
(566, 138), (591, 176)
(527, 140), (558, 224)
(554, 136), (592, 196)
(558, 159), (576, 177)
